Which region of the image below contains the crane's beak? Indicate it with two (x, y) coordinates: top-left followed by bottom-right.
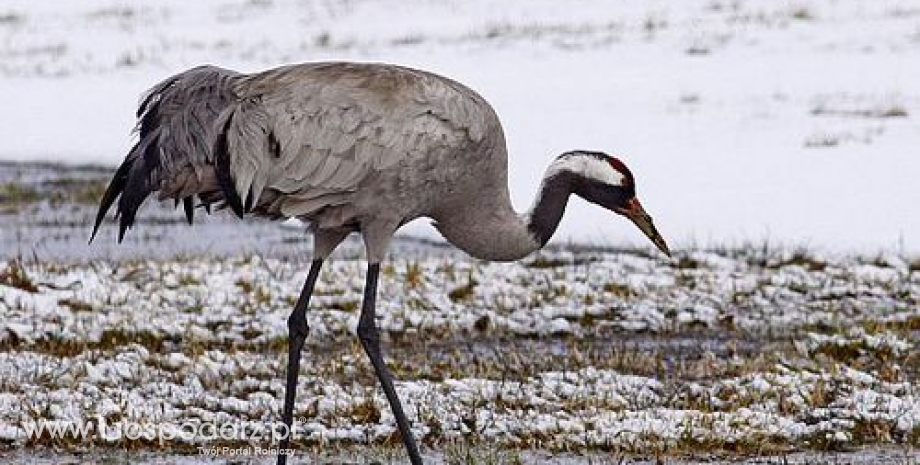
(619, 198), (671, 257)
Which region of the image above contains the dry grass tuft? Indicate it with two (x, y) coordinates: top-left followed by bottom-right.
(0, 259), (39, 293)
(771, 250), (826, 271)
(602, 281), (633, 298)
(404, 260), (424, 289)
(0, 183), (41, 204)
(448, 270), (478, 302)
(57, 298), (94, 312)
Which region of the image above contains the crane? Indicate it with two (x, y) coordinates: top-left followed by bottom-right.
(90, 62), (671, 465)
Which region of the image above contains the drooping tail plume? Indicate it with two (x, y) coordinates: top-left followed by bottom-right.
(89, 65), (241, 243)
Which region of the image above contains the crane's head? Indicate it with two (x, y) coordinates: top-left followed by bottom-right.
(553, 151), (671, 257)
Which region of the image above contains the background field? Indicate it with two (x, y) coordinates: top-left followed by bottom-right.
(0, 0), (917, 463)
(1, 0), (919, 252)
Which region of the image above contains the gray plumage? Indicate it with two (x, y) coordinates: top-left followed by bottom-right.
(93, 62), (543, 261)
(92, 61), (670, 465)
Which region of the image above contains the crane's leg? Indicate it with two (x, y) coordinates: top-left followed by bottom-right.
(357, 263), (423, 465)
(277, 259), (324, 465)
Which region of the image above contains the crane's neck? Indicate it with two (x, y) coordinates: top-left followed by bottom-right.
(433, 166), (574, 262)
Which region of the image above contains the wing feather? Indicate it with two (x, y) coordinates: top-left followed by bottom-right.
(208, 63), (493, 219)
(92, 65), (240, 241)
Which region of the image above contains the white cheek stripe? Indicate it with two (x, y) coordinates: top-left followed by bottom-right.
(547, 155), (625, 186)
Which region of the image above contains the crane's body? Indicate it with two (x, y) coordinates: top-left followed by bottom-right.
(94, 62), (535, 261)
(92, 61), (671, 465)
(236, 63), (506, 228)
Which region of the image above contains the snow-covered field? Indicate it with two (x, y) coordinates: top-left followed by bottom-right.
(1, 0), (919, 463)
(0, 166), (918, 462)
(1, 0), (919, 251)
(0, 227), (917, 461)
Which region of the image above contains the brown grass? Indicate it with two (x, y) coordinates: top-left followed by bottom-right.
(0, 259), (39, 293)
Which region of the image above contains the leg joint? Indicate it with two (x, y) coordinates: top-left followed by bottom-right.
(287, 312), (309, 339)
(356, 320), (379, 345)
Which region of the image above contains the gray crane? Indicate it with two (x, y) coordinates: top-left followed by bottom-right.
(90, 62), (671, 464)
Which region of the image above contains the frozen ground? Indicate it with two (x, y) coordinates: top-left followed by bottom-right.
(1, 248), (916, 452)
(3, 447), (918, 465)
(1, 0), (919, 252)
(1, 163), (918, 463)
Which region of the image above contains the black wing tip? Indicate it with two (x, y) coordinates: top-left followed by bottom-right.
(88, 218), (107, 244)
(88, 227), (101, 245)
(94, 143), (154, 245)
(213, 111), (245, 219)
(90, 194), (116, 244)
(89, 213), (106, 244)
(226, 190), (245, 219)
(117, 220), (129, 244)
(183, 196), (195, 225)
(218, 177), (245, 219)
(89, 153), (137, 244)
